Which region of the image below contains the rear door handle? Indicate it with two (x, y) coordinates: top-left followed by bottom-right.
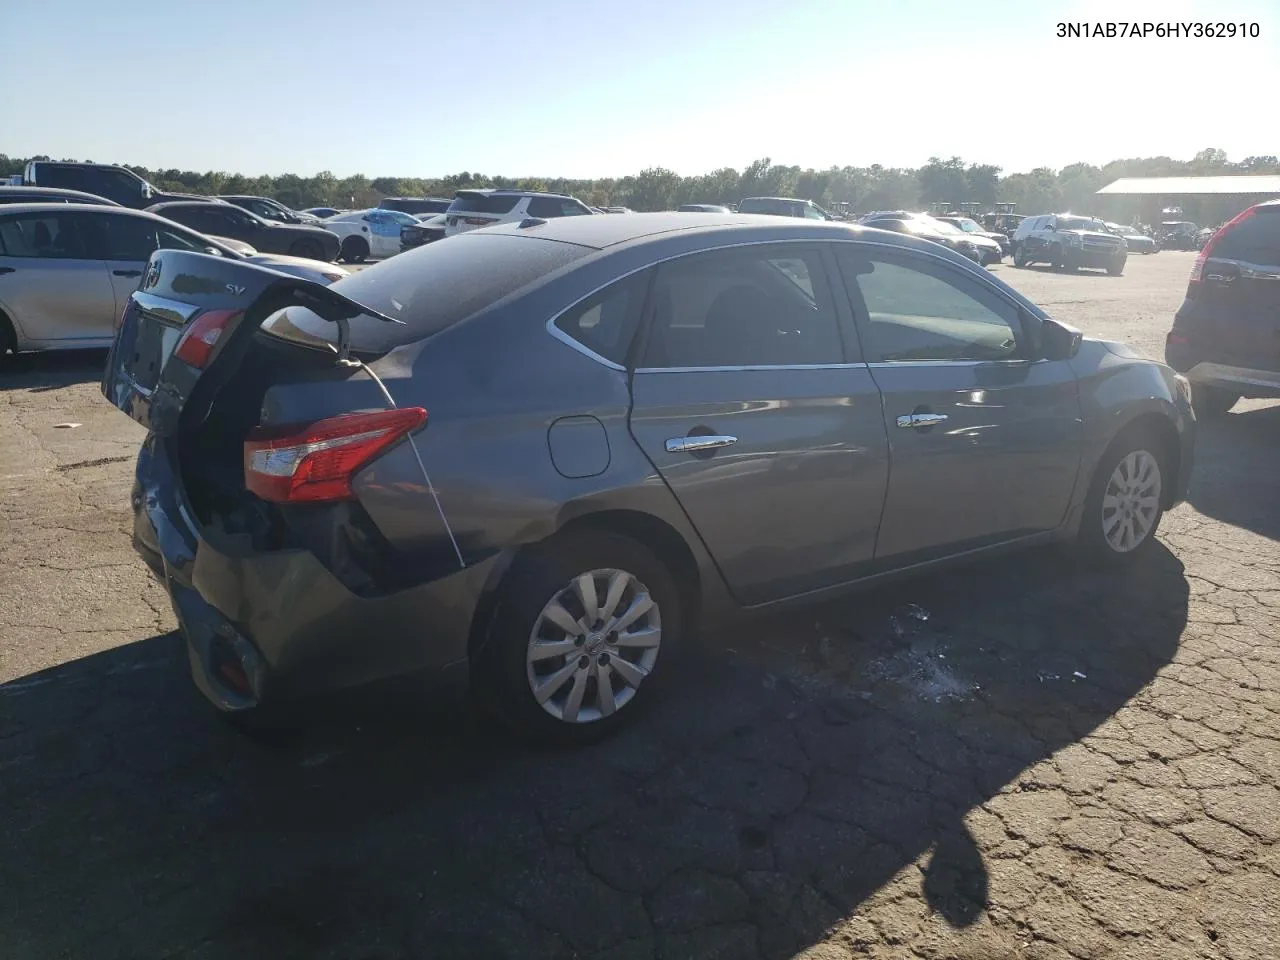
(896, 413), (949, 429)
(113, 269), (142, 278)
(666, 435), (737, 454)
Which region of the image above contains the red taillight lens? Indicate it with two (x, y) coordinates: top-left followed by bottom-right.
(173, 309), (242, 369)
(1187, 206), (1256, 295)
(1166, 331), (1189, 346)
(243, 407), (427, 503)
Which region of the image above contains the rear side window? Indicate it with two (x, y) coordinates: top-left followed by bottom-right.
(1213, 210), (1280, 265)
(641, 245), (844, 368)
(0, 213), (88, 258)
(262, 233), (592, 353)
(527, 196), (591, 218)
(554, 272), (647, 365)
(448, 192), (523, 215)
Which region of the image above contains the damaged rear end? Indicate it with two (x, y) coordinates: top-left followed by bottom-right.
(102, 251), (479, 712)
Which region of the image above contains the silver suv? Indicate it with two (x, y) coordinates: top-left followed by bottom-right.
(443, 189), (593, 236)
(1013, 214), (1127, 275)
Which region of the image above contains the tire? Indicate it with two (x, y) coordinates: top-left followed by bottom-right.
(1106, 256), (1126, 276)
(340, 236), (369, 264)
(1076, 428), (1168, 564)
(1049, 244), (1066, 270)
(1013, 246), (1028, 268)
(290, 238), (324, 261)
(480, 530), (682, 745)
(0, 312), (15, 360)
(1191, 384), (1238, 418)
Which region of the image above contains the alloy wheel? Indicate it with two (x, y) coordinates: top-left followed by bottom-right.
(525, 568), (662, 724)
(1101, 450), (1162, 553)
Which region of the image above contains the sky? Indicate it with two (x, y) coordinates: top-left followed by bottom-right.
(2, 0), (1277, 180)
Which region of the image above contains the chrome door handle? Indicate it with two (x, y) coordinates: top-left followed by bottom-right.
(896, 413), (949, 429)
(666, 435), (737, 454)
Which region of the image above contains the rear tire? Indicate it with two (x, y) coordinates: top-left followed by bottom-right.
(290, 238), (323, 260)
(0, 312), (15, 361)
(1076, 428), (1168, 565)
(480, 530), (682, 745)
(340, 236), (369, 264)
(1191, 384), (1238, 418)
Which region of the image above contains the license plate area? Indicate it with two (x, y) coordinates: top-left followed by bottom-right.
(128, 311), (183, 396)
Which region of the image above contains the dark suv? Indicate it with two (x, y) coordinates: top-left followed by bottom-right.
(23, 161), (206, 209)
(1165, 200), (1280, 416)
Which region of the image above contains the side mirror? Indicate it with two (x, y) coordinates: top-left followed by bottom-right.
(1041, 316), (1082, 361)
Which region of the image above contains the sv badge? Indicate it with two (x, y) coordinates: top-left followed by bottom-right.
(226, 283), (246, 296)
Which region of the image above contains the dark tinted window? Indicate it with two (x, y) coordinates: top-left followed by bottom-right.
(261, 233), (592, 353)
(838, 248), (1021, 363)
(448, 192), (523, 215)
(380, 198), (452, 214)
(1213, 209), (1280, 265)
(554, 273), (646, 365)
(527, 196), (591, 218)
(51, 166), (143, 205)
(642, 245), (843, 368)
(88, 213), (208, 260)
(0, 212), (88, 258)
(162, 205), (255, 236)
(738, 198), (791, 215)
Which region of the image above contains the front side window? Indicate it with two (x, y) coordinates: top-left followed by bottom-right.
(0, 213), (87, 259)
(642, 245), (844, 368)
(802, 204), (825, 220)
(554, 272), (647, 365)
(838, 248), (1022, 363)
(91, 213), (164, 260)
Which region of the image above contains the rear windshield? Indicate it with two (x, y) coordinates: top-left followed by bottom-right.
(1213, 209), (1280, 264)
(448, 192), (523, 215)
(260, 232), (591, 353)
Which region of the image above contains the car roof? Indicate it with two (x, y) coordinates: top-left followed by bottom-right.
(0, 202), (160, 216)
(0, 185), (121, 205)
(452, 188), (577, 200)
(474, 211), (962, 253)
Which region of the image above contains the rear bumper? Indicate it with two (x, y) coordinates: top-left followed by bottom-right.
(130, 435), (493, 711)
(1181, 361), (1280, 399)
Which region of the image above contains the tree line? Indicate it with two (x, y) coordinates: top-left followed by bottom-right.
(3, 149), (1277, 224)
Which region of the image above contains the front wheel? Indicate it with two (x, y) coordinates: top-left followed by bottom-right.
(290, 238), (323, 261)
(1107, 256), (1126, 276)
(481, 530), (682, 744)
(1013, 246), (1028, 268)
(1077, 433), (1167, 564)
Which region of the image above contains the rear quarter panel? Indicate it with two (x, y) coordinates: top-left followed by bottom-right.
(1062, 340), (1194, 532)
(350, 248), (734, 617)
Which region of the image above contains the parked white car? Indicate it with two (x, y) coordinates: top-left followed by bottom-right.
(0, 204), (345, 358)
(443, 190), (594, 237)
(322, 208), (420, 262)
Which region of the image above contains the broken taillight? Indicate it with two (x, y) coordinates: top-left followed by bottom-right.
(173, 309), (242, 369)
(243, 407), (427, 503)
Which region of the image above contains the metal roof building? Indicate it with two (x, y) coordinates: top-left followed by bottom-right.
(1097, 176), (1280, 196)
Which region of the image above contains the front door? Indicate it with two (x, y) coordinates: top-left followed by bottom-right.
(833, 244), (1082, 565)
(0, 210), (116, 345)
(628, 243), (889, 606)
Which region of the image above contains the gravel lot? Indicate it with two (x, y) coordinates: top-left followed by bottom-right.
(2, 251), (1278, 960)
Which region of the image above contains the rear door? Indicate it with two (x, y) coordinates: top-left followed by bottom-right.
(362, 210), (404, 257)
(1198, 206), (1280, 373)
(834, 243), (1082, 564)
(627, 242), (889, 605)
(81, 211), (215, 318)
(0, 210), (116, 344)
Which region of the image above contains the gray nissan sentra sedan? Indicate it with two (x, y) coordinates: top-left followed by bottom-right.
(102, 213), (1196, 743)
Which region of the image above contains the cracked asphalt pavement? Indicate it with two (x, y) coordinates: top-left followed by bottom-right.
(2, 252), (1278, 959)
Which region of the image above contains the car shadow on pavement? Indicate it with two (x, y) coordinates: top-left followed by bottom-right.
(0, 348), (108, 392)
(1187, 402), (1280, 541)
(1, 544), (1188, 960)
